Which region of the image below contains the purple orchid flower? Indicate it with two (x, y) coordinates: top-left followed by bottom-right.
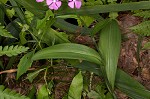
(46, 0), (62, 10)
(68, 0), (82, 9)
(36, 0), (44, 2)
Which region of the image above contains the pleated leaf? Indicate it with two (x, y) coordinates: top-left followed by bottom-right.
(0, 45), (29, 57)
(68, 71), (83, 99)
(116, 69), (150, 99)
(32, 43), (102, 65)
(98, 19), (121, 89)
(0, 85), (30, 99)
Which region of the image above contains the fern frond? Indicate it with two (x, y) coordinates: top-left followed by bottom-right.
(134, 11), (150, 18)
(130, 21), (150, 36)
(0, 85), (30, 99)
(0, 45), (29, 57)
(143, 42), (150, 50)
(0, 25), (15, 38)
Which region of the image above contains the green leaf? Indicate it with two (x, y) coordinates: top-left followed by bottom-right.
(37, 81), (54, 99)
(0, 25), (15, 38)
(36, 10), (54, 29)
(68, 71), (83, 99)
(143, 42), (150, 50)
(17, 51), (34, 79)
(0, 0), (8, 4)
(26, 68), (45, 82)
(130, 20), (150, 36)
(25, 11), (34, 24)
(33, 28), (70, 46)
(57, 1), (150, 15)
(98, 19), (121, 89)
(77, 16), (94, 27)
(32, 43), (102, 65)
(0, 4), (5, 25)
(37, 84), (49, 99)
(54, 19), (92, 35)
(0, 45), (29, 57)
(75, 61), (150, 99)
(91, 19), (110, 36)
(6, 8), (15, 18)
(0, 85), (30, 99)
(74, 61), (102, 76)
(134, 11), (150, 18)
(14, 0), (47, 18)
(27, 86), (36, 99)
(116, 69), (150, 99)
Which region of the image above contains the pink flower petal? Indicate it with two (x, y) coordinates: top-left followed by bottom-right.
(36, 0), (44, 2)
(68, 1), (75, 8)
(49, 3), (58, 10)
(46, 0), (53, 5)
(56, 1), (62, 8)
(75, 0), (81, 9)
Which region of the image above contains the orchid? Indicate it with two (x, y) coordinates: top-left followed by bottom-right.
(46, 0), (62, 10)
(36, 0), (44, 2)
(68, 0), (82, 9)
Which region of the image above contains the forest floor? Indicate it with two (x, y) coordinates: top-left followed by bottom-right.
(2, 13), (150, 99)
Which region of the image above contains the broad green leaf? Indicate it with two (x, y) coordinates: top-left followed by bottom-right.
(17, 51), (34, 79)
(37, 81), (54, 99)
(37, 84), (49, 99)
(9, 0), (26, 24)
(98, 19), (121, 89)
(33, 28), (70, 46)
(0, 0), (8, 4)
(74, 61), (102, 76)
(32, 43), (102, 65)
(68, 71), (83, 99)
(91, 19), (110, 36)
(116, 69), (150, 99)
(54, 19), (92, 35)
(14, 0), (47, 18)
(57, 1), (150, 15)
(26, 68), (45, 83)
(0, 25), (15, 38)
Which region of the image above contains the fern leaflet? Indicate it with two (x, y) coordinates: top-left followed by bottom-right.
(130, 20), (150, 36)
(134, 11), (150, 18)
(0, 85), (30, 99)
(0, 45), (29, 57)
(0, 25), (15, 38)
(143, 42), (150, 50)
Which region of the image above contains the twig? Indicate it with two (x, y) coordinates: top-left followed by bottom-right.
(0, 68), (36, 74)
